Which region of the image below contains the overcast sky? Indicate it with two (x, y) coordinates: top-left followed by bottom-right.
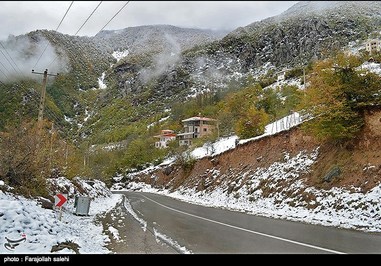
(0, 1), (298, 40)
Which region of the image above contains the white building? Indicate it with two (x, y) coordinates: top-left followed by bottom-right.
(365, 39), (381, 54)
(177, 116), (217, 146)
(154, 129), (176, 149)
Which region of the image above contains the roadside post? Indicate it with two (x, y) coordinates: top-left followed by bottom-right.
(54, 193), (68, 221)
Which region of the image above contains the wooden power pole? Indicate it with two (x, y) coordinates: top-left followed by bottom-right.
(32, 69), (58, 122)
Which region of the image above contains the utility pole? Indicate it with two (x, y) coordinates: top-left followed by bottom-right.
(32, 69), (58, 123)
(49, 122), (55, 170)
(65, 142), (68, 169)
(303, 67), (306, 90)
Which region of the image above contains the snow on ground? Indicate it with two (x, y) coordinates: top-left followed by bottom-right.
(358, 61), (381, 76)
(116, 112), (304, 186)
(64, 115), (73, 124)
(347, 40), (365, 55)
(191, 112), (302, 159)
(47, 176), (112, 200)
(83, 109), (92, 122)
(90, 142), (127, 153)
(115, 149), (381, 232)
(0, 177), (122, 254)
(240, 112), (302, 144)
(191, 135), (238, 159)
(97, 72), (107, 90)
(123, 198), (147, 232)
(112, 50), (129, 62)
(147, 116), (170, 129)
(264, 77), (304, 90)
(153, 228), (192, 254)
(108, 226), (120, 241)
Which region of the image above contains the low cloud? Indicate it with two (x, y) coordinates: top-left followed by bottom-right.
(138, 33), (182, 84)
(0, 33), (69, 82)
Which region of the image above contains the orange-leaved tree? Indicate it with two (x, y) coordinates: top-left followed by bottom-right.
(300, 52), (381, 142)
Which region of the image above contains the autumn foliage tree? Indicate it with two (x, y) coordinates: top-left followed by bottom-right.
(218, 83), (270, 138)
(301, 52), (381, 142)
(235, 107), (269, 139)
(0, 119), (75, 197)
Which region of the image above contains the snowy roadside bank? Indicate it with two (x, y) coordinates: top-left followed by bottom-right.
(0, 177), (122, 254)
(113, 150), (381, 233)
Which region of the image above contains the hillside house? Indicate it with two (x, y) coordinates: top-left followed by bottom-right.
(177, 116), (217, 146)
(154, 129), (176, 148)
(365, 39), (381, 54)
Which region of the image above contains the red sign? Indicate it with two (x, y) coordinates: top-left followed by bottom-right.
(55, 194), (67, 207)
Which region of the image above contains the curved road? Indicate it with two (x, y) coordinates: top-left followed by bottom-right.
(116, 191), (381, 254)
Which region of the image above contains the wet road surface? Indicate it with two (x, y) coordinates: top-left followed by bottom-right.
(116, 191), (381, 254)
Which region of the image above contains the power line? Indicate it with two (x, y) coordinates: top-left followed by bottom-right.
(74, 1), (103, 36)
(97, 1), (130, 33)
(29, 90), (71, 134)
(0, 45), (20, 75)
(0, 58), (12, 75)
(57, 1), (104, 72)
(8, 75), (82, 139)
(65, 0), (103, 68)
(47, 39), (80, 68)
(0, 42), (24, 76)
(0, 64), (11, 80)
(44, 107), (69, 133)
(15, 84), (44, 111)
(55, 1), (74, 32)
(39, 0), (132, 119)
(0, 75), (69, 138)
(12, 82), (69, 134)
(32, 69), (59, 122)
(0, 63), (11, 77)
(33, 1), (75, 69)
(47, 1), (104, 68)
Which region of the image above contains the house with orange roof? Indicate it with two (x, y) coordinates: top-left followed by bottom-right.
(154, 129), (177, 148)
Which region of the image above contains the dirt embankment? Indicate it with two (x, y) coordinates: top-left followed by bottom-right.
(132, 108), (381, 193)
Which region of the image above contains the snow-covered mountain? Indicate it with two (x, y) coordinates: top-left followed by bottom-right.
(2, 2), (381, 243)
(93, 24), (228, 56)
(226, 1), (381, 68)
(279, 1), (381, 19)
(3, 1), (381, 149)
(102, 0), (381, 114)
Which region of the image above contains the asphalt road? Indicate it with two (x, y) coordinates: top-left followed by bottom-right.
(116, 191), (381, 254)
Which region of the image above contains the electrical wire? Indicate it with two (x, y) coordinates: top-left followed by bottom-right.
(97, 1), (130, 34)
(0, 58), (12, 75)
(33, 1), (74, 70)
(6, 1), (131, 131)
(12, 82), (69, 134)
(0, 42), (23, 75)
(55, 1), (74, 32)
(1, 3), (98, 132)
(0, 46), (20, 75)
(0, 65), (11, 80)
(74, 1), (103, 36)
(48, 1), (104, 68)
